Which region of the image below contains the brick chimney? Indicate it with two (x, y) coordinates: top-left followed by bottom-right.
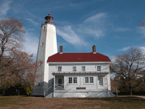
(92, 45), (96, 54)
(60, 46), (63, 54)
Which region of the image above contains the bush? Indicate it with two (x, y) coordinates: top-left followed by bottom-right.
(0, 84), (33, 96)
(25, 86), (33, 95)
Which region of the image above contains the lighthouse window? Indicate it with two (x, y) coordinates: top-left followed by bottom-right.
(41, 42), (44, 47)
(43, 26), (46, 29)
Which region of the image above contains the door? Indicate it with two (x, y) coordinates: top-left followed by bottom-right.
(58, 78), (62, 86)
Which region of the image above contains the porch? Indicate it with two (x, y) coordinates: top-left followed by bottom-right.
(54, 75), (64, 90)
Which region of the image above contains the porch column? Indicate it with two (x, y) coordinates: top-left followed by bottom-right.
(54, 75), (55, 91)
(107, 73), (109, 97)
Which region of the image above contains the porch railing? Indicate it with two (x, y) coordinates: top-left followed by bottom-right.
(44, 85), (53, 97)
(55, 84), (64, 90)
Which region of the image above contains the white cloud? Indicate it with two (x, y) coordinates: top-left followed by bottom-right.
(139, 46), (145, 54)
(84, 13), (106, 23)
(57, 12), (107, 46)
(57, 26), (87, 46)
(138, 27), (145, 37)
(118, 46), (131, 51)
(110, 56), (117, 63)
(25, 18), (39, 26)
(81, 13), (107, 38)
(23, 30), (39, 57)
(0, 0), (12, 17)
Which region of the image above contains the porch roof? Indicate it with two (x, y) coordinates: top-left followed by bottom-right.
(52, 72), (109, 75)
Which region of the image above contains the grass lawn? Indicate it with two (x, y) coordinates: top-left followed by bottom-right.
(0, 96), (145, 109)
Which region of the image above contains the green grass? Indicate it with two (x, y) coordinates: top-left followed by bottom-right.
(0, 96), (28, 107)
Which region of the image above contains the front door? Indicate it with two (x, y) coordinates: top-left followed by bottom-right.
(58, 78), (62, 86)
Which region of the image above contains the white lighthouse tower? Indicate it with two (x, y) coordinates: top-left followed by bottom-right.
(32, 14), (57, 96)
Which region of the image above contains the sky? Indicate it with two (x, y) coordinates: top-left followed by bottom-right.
(0, 0), (145, 61)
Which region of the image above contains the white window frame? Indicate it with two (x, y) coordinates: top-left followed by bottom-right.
(97, 66), (101, 71)
(84, 77), (94, 84)
(68, 77), (77, 84)
(82, 66), (85, 71)
(73, 66), (76, 72)
(98, 76), (103, 86)
(58, 66), (62, 72)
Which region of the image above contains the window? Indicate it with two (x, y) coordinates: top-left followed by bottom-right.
(68, 77), (77, 83)
(58, 66), (62, 72)
(74, 77), (77, 83)
(98, 77), (103, 86)
(43, 26), (46, 29)
(82, 66), (85, 71)
(69, 77), (72, 83)
(97, 66), (101, 71)
(41, 42), (44, 47)
(85, 77), (94, 83)
(85, 77), (89, 83)
(73, 66), (76, 71)
(90, 77), (94, 83)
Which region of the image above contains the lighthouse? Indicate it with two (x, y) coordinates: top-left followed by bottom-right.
(32, 14), (57, 96)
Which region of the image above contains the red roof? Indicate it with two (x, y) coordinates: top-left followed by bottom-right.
(47, 53), (111, 62)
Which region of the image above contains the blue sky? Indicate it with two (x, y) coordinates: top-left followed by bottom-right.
(0, 0), (145, 60)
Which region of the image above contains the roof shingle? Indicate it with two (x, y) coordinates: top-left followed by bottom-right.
(47, 53), (111, 62)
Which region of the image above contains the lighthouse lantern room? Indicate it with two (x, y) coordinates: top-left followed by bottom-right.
(45, 13), (54, 24)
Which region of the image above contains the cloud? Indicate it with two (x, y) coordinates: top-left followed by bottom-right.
(25, 18), (39, 26)
(80, 13), (107, 38)
(0, 0), (12, 17)
(23, 30), (39, 57)
(118, 46), (131, 51)
(138, 27), (145, 37)
(84, 13), (106, 23)
(57, 12), (107, 46)
(114, 27), (131, 32)
(110, 56), (117, 63)
(57, 26), (87, 46)
(139, 46), (145, 54)
(118, 46), (145, 54)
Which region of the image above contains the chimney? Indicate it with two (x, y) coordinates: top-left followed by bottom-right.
(92, 45), (96, 54)
(60, 46), (63, 54)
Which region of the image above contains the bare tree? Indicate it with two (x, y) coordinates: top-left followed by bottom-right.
(0, 18), (41, 95)
(111, 48), (145, 95)
(0, 17), (25, 61)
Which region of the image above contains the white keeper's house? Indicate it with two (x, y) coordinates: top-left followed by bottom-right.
(31, 14), (116, 98)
